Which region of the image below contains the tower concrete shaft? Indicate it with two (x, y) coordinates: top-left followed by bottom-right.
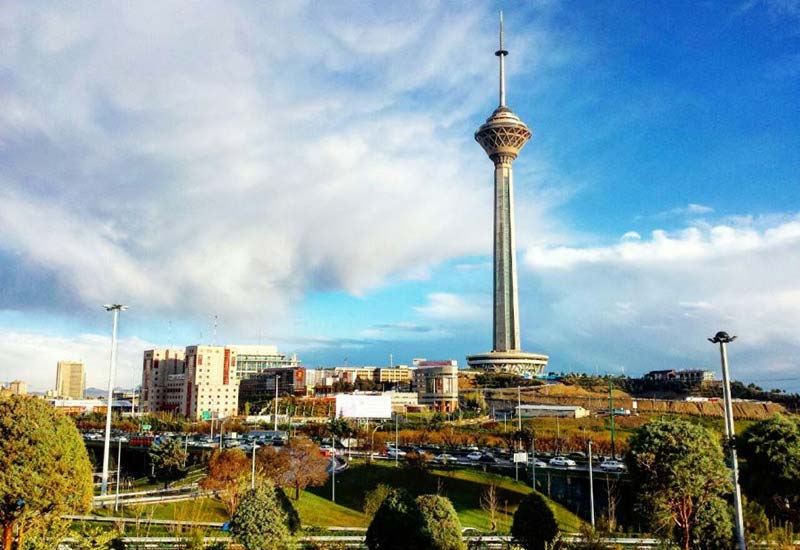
(492, 156), (520, 351)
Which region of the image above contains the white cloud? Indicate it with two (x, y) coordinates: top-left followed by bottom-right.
(0, 331), (152, 392)
(0, 2), (570, 328)
(521, 215), (800, 381)
(414, 292), (488, 322)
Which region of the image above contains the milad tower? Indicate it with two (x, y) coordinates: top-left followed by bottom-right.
(466, 13), (549, 377)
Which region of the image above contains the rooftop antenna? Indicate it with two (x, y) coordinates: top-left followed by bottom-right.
(212, 315), (218, 346)
(496, 11), (508, 107)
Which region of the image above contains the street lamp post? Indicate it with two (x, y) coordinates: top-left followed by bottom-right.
(101, 304), (127, 496)
(274, 374), (280, 432)
(114, 438), (122, 512)
(709, 331), (746, 550)
(588, 440), (595, 529)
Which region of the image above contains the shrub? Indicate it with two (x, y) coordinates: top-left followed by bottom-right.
(511, 492), (559, 550)
(365, 488), (432, 550)
(416, 494), (466, 550)
(363, 484), (393, 518)
(230, 481), (293, 550)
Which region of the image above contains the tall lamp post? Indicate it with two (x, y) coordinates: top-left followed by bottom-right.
(709, 331), (746, 550)
(101, 304), (127, 496)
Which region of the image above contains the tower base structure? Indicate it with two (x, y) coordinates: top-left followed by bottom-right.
(466, 350), (548, 378)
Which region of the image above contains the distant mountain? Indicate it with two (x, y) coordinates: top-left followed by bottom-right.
(85, 386), (134, 398)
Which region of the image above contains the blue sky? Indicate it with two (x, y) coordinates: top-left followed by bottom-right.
(0, 1), (799, 392)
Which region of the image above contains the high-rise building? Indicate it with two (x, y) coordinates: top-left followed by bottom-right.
(466, 14), (549, 377)
(141, 349), (186, 413)
(56, 361), (86, 399)
(183, 345), (238, 420)
(141, 344), (301, 419)
(7, 380), (27, 395)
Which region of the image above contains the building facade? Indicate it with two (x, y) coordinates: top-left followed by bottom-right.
(6, 380), (27, 395)
(644, 369), (715, 384)
(141, 349), (186, 413)
(414, 364), (459, 413)
(238, 367), (307, 412)
(141, 344), (301, 419)
(56, 361), (85, 399)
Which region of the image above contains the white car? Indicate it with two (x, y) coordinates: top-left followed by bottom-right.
(387, 447), (407, 458)
(599, 460), (626, 472)
(435, 453), (456, 463)
(466, 451), (483, 461)
(530, 459), (548, 468)
(549, 456), (577, 468)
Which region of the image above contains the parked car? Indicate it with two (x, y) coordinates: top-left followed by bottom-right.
(478, 453), (497, 464)
(387, 447), (407, 458)
(466, 451), (483, 461)
(567, 452), (586, 460)
(549, 456), (577, 468)
(529, 458), (548, 468)
(599, 459), (626, 472)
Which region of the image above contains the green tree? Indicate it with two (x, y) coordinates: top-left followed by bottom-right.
(366, 488), (433, 550)
(363, 484), (393, 518)
(510, 492), (559, 550)
(626, 418), (732, 550)
(230, 481), (292, 550)
(416, 495), (466, 550)
(0, 396), (93, 550)
(690, 497), (733, 550)
(738, 414), (800, 521)
(148, 437), (188, 489)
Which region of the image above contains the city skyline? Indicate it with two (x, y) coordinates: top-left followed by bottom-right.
(1, 2), (799, 392)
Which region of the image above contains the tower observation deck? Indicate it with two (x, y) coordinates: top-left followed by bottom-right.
(466, 13), (549, 377)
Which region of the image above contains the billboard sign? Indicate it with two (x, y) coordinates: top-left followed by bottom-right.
(335, 394), (392, 419)
(513, 452), (528, 464)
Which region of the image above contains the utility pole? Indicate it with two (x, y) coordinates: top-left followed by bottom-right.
(517, 386), (522, 430)
(394, 412), (399, 468)
(588, 440), (595, 528)
(608, 379), (616, 460)
(709, 332), (746, 550)
(101, 304), (126, 496)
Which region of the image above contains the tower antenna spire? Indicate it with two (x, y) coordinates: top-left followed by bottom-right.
(496, 11), (508, 107)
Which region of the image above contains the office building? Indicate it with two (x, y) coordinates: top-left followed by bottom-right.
(7, 380), (27, 395)
(141, 348), (186, 413)
(56, 361), (86, 399)
(238, 367), (307, 412)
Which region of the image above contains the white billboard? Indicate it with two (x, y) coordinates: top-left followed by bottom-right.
(335, 394), (392, 419)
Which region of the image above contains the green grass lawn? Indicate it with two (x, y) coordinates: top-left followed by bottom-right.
(86, 462), (583, 535)
(307, 461), (584, 533)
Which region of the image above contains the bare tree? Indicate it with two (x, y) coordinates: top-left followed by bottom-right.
(480, 484), (499, 532)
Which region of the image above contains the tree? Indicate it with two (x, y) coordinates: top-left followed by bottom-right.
(366, 489), (432, 550)
(511, 492), (559, 550)
(201, 449), (251, 518)
(417, 495), (466, 550)
(283, 437), (329, 500)
(230, 481), (293, 550)
(364, 484), (393, 518)
(0, 396), (93, 550)
(148, 437), (188, 489)
(626, 418), (732, 550)
(480, 484), (499, 532)
(256, 445), (292, 484)
(738, 414), (800, 521)
(690, 497), (733, 550)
